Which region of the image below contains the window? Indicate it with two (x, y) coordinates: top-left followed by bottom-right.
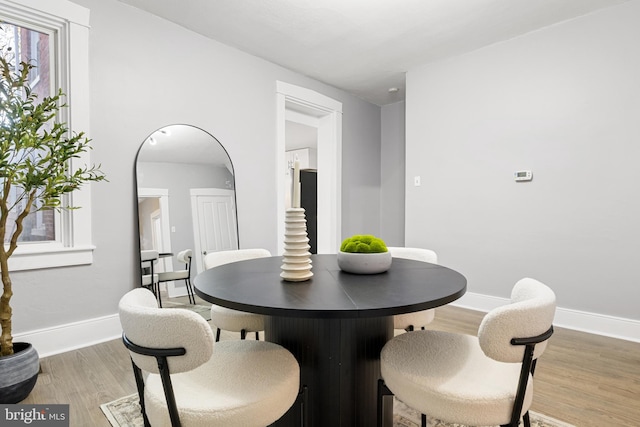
(1, 23), (55, 245)
(0, 0), (94, 271)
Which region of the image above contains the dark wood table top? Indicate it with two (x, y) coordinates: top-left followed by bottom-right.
(194, 254), (466, 319)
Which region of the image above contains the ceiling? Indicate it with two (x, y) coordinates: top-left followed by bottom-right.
(119, 0), (628, 106)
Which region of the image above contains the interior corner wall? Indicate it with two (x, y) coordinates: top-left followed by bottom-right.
(405, 1), (640, 323)
(380, 101), (406, 246)
(340, 101), (383, 239)
(11, 0), (382, 354)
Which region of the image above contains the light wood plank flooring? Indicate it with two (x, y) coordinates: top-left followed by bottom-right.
(21, 301), (640, 427)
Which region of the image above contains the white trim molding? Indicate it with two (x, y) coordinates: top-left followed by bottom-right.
(276, 81), (343, 255)
(4, 0), (90, 26)
(453, 291), (640, 343)
(14, 314), (122, 358)
(9, 245), (95, 271)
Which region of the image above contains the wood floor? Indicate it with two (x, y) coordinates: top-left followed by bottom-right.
(21, 301), (640, 427)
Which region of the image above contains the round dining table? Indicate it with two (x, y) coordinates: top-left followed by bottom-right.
(193, 254), (466, 427)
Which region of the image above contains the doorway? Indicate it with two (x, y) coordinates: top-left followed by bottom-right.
(137, 188), (176, 294)
(276, 81), (343, 254)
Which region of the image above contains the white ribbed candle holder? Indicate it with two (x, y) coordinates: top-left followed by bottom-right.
(281, 207), (313, 282)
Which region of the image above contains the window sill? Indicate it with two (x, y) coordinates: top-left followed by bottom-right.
(8, 245), (95, 272)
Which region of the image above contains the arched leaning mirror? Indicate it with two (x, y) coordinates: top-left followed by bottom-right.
(135, 124), (239, 298)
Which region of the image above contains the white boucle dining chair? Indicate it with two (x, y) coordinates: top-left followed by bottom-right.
(378, 278), (556, 427)
(157, 249), (195, 306)
(387, 247), (438, 331)
(204, 248), (271, 341)
(140, 250), (160, 304)
(119, 288), (301, 427)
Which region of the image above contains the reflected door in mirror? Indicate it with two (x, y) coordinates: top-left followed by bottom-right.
(190, 188), (238, 274)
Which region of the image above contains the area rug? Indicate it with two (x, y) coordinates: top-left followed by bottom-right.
(101, 393), (574, 427)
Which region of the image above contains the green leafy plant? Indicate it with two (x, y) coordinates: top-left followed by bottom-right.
(340, 234), (388, 253)
(0, 55), (106, 356)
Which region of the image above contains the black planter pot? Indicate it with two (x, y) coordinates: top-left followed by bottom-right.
(0, 342), (39, 403)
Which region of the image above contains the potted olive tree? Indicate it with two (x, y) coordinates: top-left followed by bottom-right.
(0, 53), (105, 402)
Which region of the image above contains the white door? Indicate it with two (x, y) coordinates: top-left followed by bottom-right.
(190, 188), (238, 273)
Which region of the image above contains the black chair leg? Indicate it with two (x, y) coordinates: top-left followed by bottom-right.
(421, 413), (427, 427)
(156, 356), (181, 427)
(523, 412), (531, 427)
(130, 359), (151, 427)
(215, 328), (221, 342)
(240, 329), (247, 340)
(154, 282), (163, 308)
(185, 279), (196, 305)
(255, 331), (260, 340)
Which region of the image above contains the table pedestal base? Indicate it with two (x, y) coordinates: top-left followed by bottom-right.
(266, 316), (394, 427)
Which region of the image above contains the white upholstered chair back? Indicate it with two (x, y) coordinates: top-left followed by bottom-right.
(478, 278), (556, 363)
(387, 247), (438, 330)
(204, 248), (271, 270)
(140, 250), (159, 262)
(140, 250), (159, 285)
(387, 247), (437, 264)
(176, 249), (192, 264)
(119, 288), (214, 374)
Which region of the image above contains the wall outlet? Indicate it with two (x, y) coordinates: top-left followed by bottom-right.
(414, 176), (421, 186)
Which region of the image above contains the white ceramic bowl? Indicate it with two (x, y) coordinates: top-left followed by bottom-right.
(337, 251), (392, 274)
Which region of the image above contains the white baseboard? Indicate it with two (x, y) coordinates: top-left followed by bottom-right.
(13, 314), (122, 358)
(453, 292), (640, 343)
(12, 292), (640, 358)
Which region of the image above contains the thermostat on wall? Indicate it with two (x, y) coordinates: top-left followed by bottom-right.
(514, 170), (533, 182)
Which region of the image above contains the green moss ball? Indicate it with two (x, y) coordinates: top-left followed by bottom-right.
(340, 234), (388, 253)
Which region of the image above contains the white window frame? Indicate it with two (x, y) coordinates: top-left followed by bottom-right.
(1, 0), (94, 271)
(27, 28), (41, 87)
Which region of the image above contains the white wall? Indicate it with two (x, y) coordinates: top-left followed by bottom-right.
(380, 101), (406, 246)
(13, 0), (382, 355)
(406, 1), (640, 337)
(340, 100), (382, 237)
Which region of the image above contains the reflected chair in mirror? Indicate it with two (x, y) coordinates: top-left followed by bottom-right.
(119, 288), (302, 427)
(387, 247), (438, 332)
(156, 249), (195, 307)
(378, 278), (556, 427)
(204, 248), (271, 342)
(140, 250), (159, 305)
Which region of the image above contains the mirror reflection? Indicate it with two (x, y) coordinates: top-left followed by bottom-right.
(136, 124), (239, 298)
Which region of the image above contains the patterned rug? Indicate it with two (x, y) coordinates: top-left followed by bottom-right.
(101, 393), (574, 427)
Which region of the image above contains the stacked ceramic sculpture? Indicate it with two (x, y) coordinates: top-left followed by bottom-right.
(281, 207), (313, 282)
